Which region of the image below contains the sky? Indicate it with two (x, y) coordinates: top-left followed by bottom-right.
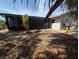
(0, 0), (67, 19)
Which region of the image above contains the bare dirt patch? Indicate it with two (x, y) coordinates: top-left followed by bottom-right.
(0, 29), (78, 59)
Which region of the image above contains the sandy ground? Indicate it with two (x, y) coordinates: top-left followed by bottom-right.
(0, 29), (78, 59)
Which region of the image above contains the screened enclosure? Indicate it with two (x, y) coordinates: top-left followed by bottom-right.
(1, 14), (53, 30)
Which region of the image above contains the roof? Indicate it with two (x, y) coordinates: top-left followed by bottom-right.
(0, 13), (51, 20)
(0, 13), (22, 17)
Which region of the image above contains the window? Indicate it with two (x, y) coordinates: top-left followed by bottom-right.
(51, 19), (55, 23)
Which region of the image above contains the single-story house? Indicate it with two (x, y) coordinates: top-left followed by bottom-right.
(0, 13), (77, 31)
(51, 13), (77, 30)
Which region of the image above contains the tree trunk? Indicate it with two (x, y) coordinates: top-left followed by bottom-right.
(44, 0), (64, 21)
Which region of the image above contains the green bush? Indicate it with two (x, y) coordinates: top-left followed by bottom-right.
(22, 15), (29, 30)
(0, 24), (5, 30)
(0, 20), (5, 30)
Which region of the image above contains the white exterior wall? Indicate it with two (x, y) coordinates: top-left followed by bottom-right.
(51, 18), (61, 30)
(51, 23), (61, 30)
(51, 14), (77, 31)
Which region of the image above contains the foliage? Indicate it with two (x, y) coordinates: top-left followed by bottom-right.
(22, 15), (29, 30)
(61, 0), (78, 19)
(65, 0), (77, 11)
(0, 20), (5, 23)
(12, 0), (78, 19)
(0, 20), (5, 30)
(12, 0), (55, 9)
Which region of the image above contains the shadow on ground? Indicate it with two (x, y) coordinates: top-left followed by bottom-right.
(0, 30), (78, 59)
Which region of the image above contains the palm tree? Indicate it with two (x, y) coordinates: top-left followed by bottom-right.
(45, 0), (78, 19)
(13, 0), (78, 19)
(62, 0), (78, 19)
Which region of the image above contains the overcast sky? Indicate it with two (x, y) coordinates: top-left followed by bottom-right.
(0, 0), (67, 19)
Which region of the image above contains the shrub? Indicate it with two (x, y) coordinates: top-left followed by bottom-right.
(22, 15), (29, 30)
(0, 20), (5, 30)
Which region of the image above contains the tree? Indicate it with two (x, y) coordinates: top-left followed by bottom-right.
(45, 0), (78, 19)
(13, 0), (78, 19)
(61, 0), (78, 19)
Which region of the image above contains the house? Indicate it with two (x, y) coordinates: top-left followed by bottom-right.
(51, 13), (77, 30)
(0, 12), (77, 31)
